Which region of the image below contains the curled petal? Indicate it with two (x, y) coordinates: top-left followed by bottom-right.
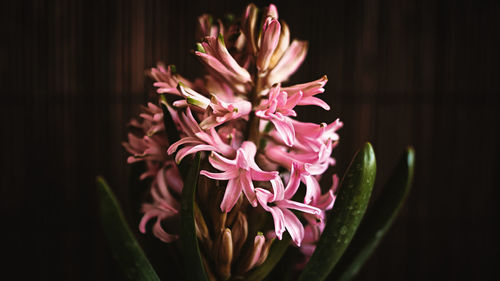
(200, 169), (239, 180)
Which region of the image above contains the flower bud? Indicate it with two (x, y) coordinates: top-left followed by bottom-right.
(257, 17), (281, 72)
(177, 82), (210, 110)
(269, 20), (290, 69)
(231, 211), (248, 258)
(215, 228), (233, 280)
(242, 3), (259, 54)
(255, 237), (274, 267)
(210, 185), (227, 236)
(235, 232), (265, 274)
(194, 203), (212, 251)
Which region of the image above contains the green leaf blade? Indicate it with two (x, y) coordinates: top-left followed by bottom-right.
(180, 153), (209, 281)
(330, 147), (415, 281)
(97, 176), (161, 281)
(297, 142), (377, 281)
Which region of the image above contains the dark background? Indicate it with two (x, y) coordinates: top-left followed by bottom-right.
(2, 0), (499, 280)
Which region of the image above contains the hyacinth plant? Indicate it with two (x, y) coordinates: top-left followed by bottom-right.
(97, 3), (415, 281)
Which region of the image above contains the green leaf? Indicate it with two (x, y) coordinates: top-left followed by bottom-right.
(297, 142), (376, 281)
(180, 153), (208, 281)
(97, 176), (161, 281)
(330, 147), (415, 281)
(246, 234), (292, 281)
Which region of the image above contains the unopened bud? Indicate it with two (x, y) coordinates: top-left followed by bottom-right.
(194, 203), (212, 250)
(210, 186), (227, 236)
(255, 237), (275, 267)
(236, 232), (265, 274)
(269, 20), (290, 69)
(242, 3), (259, 54)
(215, 228), (233, 280)
(231, 212), (248, 258)
(177, 82), (210, 110)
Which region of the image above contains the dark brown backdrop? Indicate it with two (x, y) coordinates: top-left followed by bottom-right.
(2, 0), (499, 280)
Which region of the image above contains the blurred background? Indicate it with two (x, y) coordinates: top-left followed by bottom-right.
(1, 0), (499, 280)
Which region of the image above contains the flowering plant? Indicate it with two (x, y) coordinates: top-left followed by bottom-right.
(97, 3), (414, 281)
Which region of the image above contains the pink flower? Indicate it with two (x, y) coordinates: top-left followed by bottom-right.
(282, 75), (330, 110)
(167, 107), (235, 163)
(174, 82), (211, 112)
(122, 103), (169, 179)
(265, 40), (308, 86)
(292, 118), (343, 152)
(255, 163), (322, 246)
(139, 167), (183, 243)
(200, 141), (278, 212)
(195, 35), (252, 93)
(199, 95), (252, 129)
(299, 174), (339, 260)
(256, 84), (302, 146)
(150, 64), (195, 96)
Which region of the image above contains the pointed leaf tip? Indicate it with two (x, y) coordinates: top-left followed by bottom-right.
(328, 146), (415, 281)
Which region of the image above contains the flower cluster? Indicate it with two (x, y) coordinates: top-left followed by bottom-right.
(124, 3), (342, 278)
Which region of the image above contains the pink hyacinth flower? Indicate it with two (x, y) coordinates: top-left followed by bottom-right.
(199, 95), (252, 129)
(150, 64), (195, 96)
(200, 141), (278, 212)
(292, 118), (343, 152)
(282, 75), (330, 110)
(266, 40), (308, 86)
(195, 35), (252, 93)
(264, 149), (337, 206)
(139, 167), (181, 243)
(255, 163), (322, 246)
(167, 107), (235, 163)
(256, 84), (302, 146)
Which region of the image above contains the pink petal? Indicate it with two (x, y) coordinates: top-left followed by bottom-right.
(298, 96), (331, 110)
(281, 208), (305, 247)
(303, 175), (322, 204)
(277, 199), (321, 216)
(269, 114), (295, 146)
(175, 144), (215, 163)
(208, 151), (237, 171)
(240, 172), (257, 207)
(267, 40), (308, 85)
(200, 169), (239, 180)
(269, 206), (285, 239)
(213, 35), (252, 83)
(220, 178), (243, 212)
(283, 162), (304, 199)
(250, 168), (278, 181)
(167, 137), (201, 155)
